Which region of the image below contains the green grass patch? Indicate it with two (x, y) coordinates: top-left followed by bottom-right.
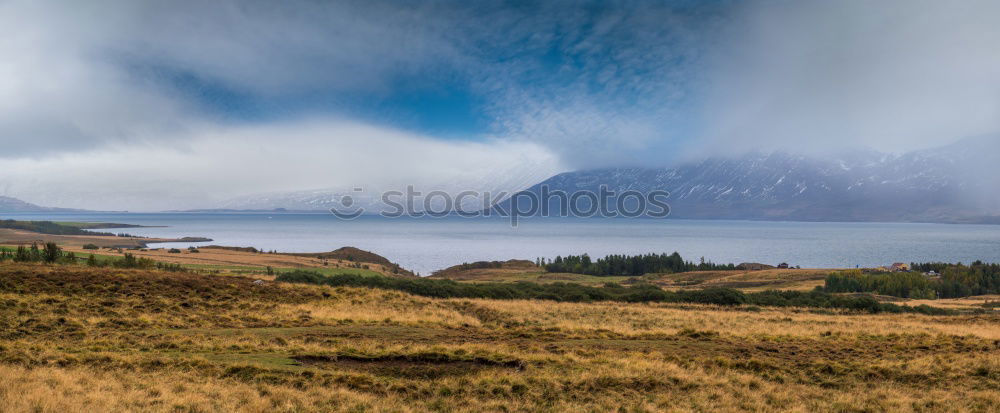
(69, 252), (121, 265)
(176, 264), (383, 277)
(274, 266), (383, 278)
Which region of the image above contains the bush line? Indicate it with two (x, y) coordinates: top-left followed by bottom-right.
(275, 270), (952, 314)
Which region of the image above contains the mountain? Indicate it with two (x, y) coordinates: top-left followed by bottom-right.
(215, 136), (1000, 223)
(498, 136), (1000, 223)
(0, 196), (86, 213)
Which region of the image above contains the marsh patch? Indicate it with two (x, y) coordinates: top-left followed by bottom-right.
(293, 354), (524, 379)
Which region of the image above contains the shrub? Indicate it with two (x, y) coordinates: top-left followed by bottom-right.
(825, 262), (1000, 299)
(42, 242), (62, 263)
(677, 288), (748, 306)
(82, 244), (100, 250)
(168, 248), (182, 254)
(112, 253), (155, 269)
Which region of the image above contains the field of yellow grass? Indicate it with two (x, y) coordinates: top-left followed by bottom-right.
(646, 268), (838, 291)
(0, 228), (176, 249)
(432, 262), (835, 291)
(0, 225), (409, 277)
(57, 244), (402, 277)
(1, 262), (999, 412)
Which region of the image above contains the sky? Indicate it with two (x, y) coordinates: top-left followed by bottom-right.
(1, 0), (999, 210)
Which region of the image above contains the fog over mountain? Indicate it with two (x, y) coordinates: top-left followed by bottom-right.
(499, 136), (1000, 223)
(0, 196), (91, 213)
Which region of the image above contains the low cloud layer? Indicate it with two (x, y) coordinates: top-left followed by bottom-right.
(0, 120), (562, 211)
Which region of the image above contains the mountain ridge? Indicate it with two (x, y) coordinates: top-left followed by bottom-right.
(497, 136), (1000, 223)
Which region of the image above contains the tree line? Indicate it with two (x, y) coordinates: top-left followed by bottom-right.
(0, 242), (185, 271)
(824, 261), (1000, 298)
(543, 252), (735, 276)
(0, 243), (69, 264)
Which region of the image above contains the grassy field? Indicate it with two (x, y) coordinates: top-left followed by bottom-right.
(53, 245), (401, 277)
(0, 241), (393, 281)
(430, 261), (835, 291)
(1, 262), (999, 412)
(0, 228), (197, 249)
(644, 268), (838, 291)
(430, 268), (633, 286)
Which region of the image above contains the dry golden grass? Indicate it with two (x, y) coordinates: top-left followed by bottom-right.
(57, 245), (405, 277)
(461, 298), (1000, 339)
(1, 227), (405, 276)
(429, 266), (633, 286)
(431, 264), (837, 291)
(1, 262), (999, 412)
(0, 228), (167, 248)
(646, 268), (838, 291)
(902, 295), (1000, 310)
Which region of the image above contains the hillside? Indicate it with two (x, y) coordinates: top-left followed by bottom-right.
(286, 247), (395, 266)
(430, 259), (538, 278)
(285, 247), (414, 276)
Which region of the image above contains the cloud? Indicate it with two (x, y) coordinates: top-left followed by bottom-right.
(2, 0), (999, 211)
(0, 0), (475, 158)
(698, 0), (1000, 155)
(0, 1), (193, 157)
(0, 0), (561, 210)
(470, 3), (716, 167)
(107, 1), (465, 95)
(0, 119), (563, 211)
(0, 1), (712, 192)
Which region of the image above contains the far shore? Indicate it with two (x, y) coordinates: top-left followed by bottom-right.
(0, 228), (210, 249)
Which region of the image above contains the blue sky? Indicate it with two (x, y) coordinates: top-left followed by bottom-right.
(171, 71), (491, 138)
(118, 0), (727, 162)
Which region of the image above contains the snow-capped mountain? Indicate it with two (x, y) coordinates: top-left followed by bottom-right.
(500, 136), (1000, 223)
(213, 136), (999, 223)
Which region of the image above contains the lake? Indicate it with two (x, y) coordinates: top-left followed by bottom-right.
(5, 212), (1000, 275)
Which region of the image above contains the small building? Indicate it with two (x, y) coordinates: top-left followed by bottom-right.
(776, 262), (790, 269)
(889, 262), (910, 272)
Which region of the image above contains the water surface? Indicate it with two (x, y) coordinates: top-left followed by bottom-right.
(5, 212), (1000, 275)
